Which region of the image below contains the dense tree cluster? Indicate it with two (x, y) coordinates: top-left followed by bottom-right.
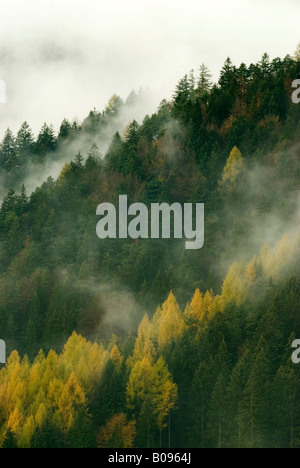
(0, 49), (300, 447)
(0, 248), (299, 447)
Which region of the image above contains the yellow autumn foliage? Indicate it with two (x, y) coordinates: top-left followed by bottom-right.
(219, 146), (245, 191)
(152, 292), (186, 350)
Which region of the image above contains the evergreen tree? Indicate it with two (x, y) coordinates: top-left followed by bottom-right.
(239, 345), (272, 448)
(197, 63), (213, 95)
(105, 94), (124, 117)
(98, 414), (136, 449)
(295, 43), (300, 61)
(34, 123), (57, 161)
(58, 119), (72, 140)
(0, 128), (17, 170)
(2, 429), (18, 448)
(16, 122), (34, 164)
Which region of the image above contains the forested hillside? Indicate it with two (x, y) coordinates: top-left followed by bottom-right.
(0, 50), (300, 448)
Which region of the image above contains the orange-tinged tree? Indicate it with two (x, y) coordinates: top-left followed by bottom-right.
(127, 356), (177, 447)
(153, 357), (178, 445)
(98, 413), (136, 448)
(110, 345), (124, 372)
(7, 407), (23, 435)
(219, 146), (244, 192)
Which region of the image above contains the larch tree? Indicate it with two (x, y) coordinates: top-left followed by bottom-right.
(197, 64), (213, 95)
(105, 94), (124, 117)
(184, 288), (204, 322)
(34, 123), (57, 161)
(219, 146), (245, 192)
(295, 43), (300, 61)
(127, 357), (156, 447)
(153, 292), (185, 351)
(129, 313), (156, 365)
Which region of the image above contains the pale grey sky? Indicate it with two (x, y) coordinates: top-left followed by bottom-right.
(0, 0), (298, 137)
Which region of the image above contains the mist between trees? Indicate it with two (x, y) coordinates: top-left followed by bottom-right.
(0, 89), (153, 200)
(0, 48), (299, 448)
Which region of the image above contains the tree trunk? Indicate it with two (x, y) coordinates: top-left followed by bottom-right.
(218, 409), (222, 449)
(168, 412), (171, 448)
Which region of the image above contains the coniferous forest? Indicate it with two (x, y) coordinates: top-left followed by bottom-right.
(0, 49), (300, 448)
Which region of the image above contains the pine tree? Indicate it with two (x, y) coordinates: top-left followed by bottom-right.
(219, 146), (245, 191)
(97, 357), (126, 427)
(58, 119), (72, 140)
(259, 53), (271, 78)
(197, 64), (213, 95)
(0, 128), (17, 170)
(2, 429), (18, 448)
(130, 313), (155, 365)
(16, 122), (34, 165)
(67, 408), (96, 448)
(198, 339), (232, 448)
(87, 143), (101, 160)
(1, 188), (17, 220)
(153, 357), (178, 447)
(127, 356), (177, 448)
(105, 94), (124, 117)
(219, 57), (236, 88)
(34, 123), (57, 161)
(239, 345), (272, 448)
(225, 349), (253, 447)
(207, 370), (230, 448)
(295, 43), (300, 61)
(188, 360), (215, 448)
(222, 262), (247, 306)
(173, 74), (194, 118)
(126, 90), (138, 107)
(31, 416), (62, 449)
